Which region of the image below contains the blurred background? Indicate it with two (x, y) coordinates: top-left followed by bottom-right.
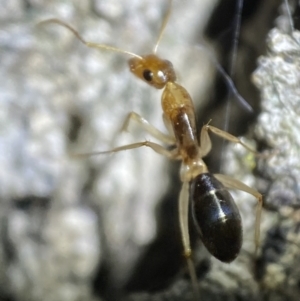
(1, 0), (300, 300)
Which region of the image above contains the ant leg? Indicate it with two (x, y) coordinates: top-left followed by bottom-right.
(116, 111), (175, 145)
(74, 141), (180, 160)
(198, 124), (212, 157)
(214, 173), (263, 256)
(202, 124), (259, 154)
(179, 182), (200, 300)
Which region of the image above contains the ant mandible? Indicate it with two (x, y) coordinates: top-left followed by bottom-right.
(39, 0), (263, 299)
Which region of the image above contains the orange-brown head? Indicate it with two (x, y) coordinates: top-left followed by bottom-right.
(128, 54), (176, 89)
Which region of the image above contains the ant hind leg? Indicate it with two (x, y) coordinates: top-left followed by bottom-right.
(179, 182), (200, 300)
(214, 173), (263, 256)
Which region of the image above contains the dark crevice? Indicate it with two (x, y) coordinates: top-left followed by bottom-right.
(68, 112), (83, 143)
(196, 0), (282, 173)
(124, 166), (183, 293)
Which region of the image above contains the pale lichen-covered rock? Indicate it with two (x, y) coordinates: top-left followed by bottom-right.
(222, 2), (300, 301)
(253, 27), (300, 210)
(0, 0), (216, 300)
(251, 7), (300, 300)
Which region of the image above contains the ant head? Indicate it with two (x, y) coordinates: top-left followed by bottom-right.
(128, 54), (176, 89)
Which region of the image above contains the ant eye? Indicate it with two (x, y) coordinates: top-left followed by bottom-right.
(143, 69), (153, 81)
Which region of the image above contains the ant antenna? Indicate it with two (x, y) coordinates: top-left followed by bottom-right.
(153, 0), (173, 53)
(38, 19), (143, 60)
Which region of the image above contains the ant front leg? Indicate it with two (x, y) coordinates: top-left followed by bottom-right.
(115, 111), (176, 145)
(214, 173), (263, 256)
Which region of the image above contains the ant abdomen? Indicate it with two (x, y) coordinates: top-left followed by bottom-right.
(190, 173), (242, 263)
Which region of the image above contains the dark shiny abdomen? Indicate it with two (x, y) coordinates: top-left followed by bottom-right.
(190, 173), (242, 262)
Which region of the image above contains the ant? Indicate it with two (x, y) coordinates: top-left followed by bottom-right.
(39, 0), (263, 299)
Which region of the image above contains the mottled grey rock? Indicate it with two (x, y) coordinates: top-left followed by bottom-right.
(251, 3), (300, 300)
(0, 0), (218, 300)
(253, 27), (300, 209)
(222, 1), (300, 301)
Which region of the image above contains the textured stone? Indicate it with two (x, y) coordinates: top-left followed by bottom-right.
(0, 0), (217, 300)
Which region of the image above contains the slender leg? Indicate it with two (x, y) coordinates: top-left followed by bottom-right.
(202, 124), (259, 154)
(179, 182), (200, 300)
(198, 125), (212, 157)
(117, 111), (175, 145)
(214, 173), (263, 256)
(73, 140), (180, 160)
